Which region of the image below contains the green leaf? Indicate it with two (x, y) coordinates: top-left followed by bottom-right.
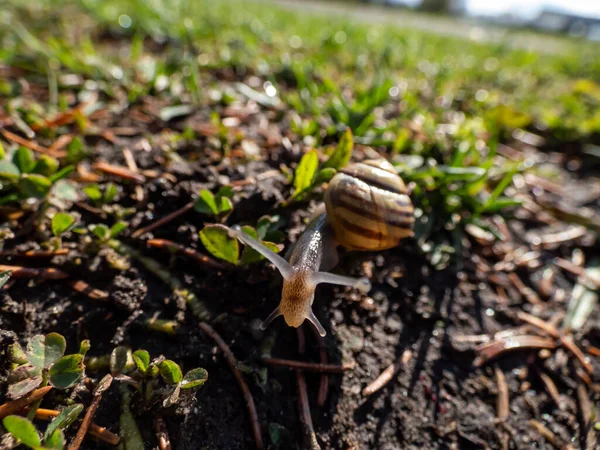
(2, 415), (41, 448)
(147, 363), (159, 378)
(219, 196), (233, 214)
(323, 128), (353, 170)
(32, 155), (59, 177)
(49, 354), (84, 389)
(26, 335), (45, 370)
(44, 333), (66, 368)
(49, 165), (74, 183)
(216, 185), (234, 198)
(110, 346), (128, 376)
(13, 146), (35, 173)
(180, 367), (208, 389)
(103, 183), (117, 203)
(7, 376), (43, 400)
(52, 180), (79, 201)
(91, 224), (109, 241)
(293, 149), (319, 193)
(109, 221), (128, 238)
(132, 350), (150, 374)
(0, 141), (4, 159)
(0, 270), (11, 289)
(83, 184), (102, 202)
(44, 428), (65, 449)
(194, 190), (219, 215)
(44, 404), (83, 440)
(159, 360), (183, 385)
(239, 226), (282, 265)
(485, 166), (519, 208)
(199, 224), (238, 265)
(51, 213), (75, 237)
(0, 160), (20, 180)
(78, 340), (90, 356)
(313, 168), (336, 185)
(8, 341), (27, 364)
(159, 104), (195, 122)
(480, 197), (522, 213)
(19, 174), (52, 198)
(66, 137), (86, 164)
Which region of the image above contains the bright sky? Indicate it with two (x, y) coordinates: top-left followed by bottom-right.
(466, 0), (600, 19)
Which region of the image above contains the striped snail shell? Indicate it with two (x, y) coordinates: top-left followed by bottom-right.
(324, 159), (415, 251)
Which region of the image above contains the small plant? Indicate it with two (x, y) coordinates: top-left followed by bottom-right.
(109, 347), (208, 408)
(0, 146), (73, 205)
(83, 182), (118, 205)
(7, 333), (89, 400)
(289, 128), (353, 202)
(194, 186), (234, 218)
(48, 213), (76, 250)
(88, 221), (128, 245)
(199, 216), (283, 266)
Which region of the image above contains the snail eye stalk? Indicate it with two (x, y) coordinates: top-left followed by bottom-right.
(229, 225), (295, 280)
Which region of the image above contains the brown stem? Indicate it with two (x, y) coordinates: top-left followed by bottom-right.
(0, 386), (52, 419)
(0, 249), (69, 258)
(362, 349), (413, 397)
(0, 128), (65, 157)
(296, 370), (321, 450)
(68, 374), (113, 450)
(495, 367), (509, 450)
(309, 326), (329, 407)
(69, 280), (109, 301)
(92, 161), (145, 183)
(262, 357), (355, 373)
(560, 335), (593, 375)
(0, 265), (68, 280)
(516, 311), (560, 339)
(33, 408), (120, 446)
(146, 238), (229, 270)
(198, 322), (263, 449)
(131, 201), (194, 238)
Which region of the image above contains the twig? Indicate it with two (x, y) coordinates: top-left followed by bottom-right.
(576, 383), (596, 450)
(553, 257), (600, 288)
(262, 357), (355, 373)
(495, 367), (509, 450)
(528, 420), (573, 450)
(362, 349), (413, 397)
(108, 239), (210, 321)
(198, 322), (263, 449)
(538, 372), (562, 409)
(155, 417), (171, 450)
(516, 311), (560, 338)
(474, 335), (556, 367)
(539, 226), (587, 246)
(0, 128), (65, 157)
(122, 148), (145, 203)
(508, 273), (541, 304)
(68, 374), (113, 450)
(147, 238), (229, 270)
(0, 386), (52, 419)
(146, 317), (178, 336)
(0, 264), (68, 280)
(92, 161), (146, 183)
(0, 249), (69, 258)
(33, 408), (120, 446)
(310, 326), (329, 407)
(560, 335), (593, 375)
(296, 370), (321, 450)
(131, 201), (194, 238)
(69, 280), (109, 301)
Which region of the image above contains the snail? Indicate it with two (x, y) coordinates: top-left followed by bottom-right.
(229, 159), (414, 337)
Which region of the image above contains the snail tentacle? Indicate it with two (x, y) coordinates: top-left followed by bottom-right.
(228, 225), (295, 280)
(310, 272), (371, 294)
(306, 308), (327, 337)
(260, 306), (282, 331)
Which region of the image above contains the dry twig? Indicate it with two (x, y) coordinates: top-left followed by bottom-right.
(0, 387), (52, 419)
(131, 201), (194, 238)
(474, 335), (556, 367)
(92, 161), (146, 183)
(147, 239), (229, 270)
(0, 264), (68, 280)
(34, 408), (120, 445)
(362, 349), (413, 397)
(495, 367), (509, 450)
(68, 374), (113, 450)
(262, 357), (355, 373)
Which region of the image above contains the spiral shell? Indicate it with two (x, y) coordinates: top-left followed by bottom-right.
(324, 159), (414, 251)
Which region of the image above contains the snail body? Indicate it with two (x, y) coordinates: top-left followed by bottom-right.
(229, 159), (414, 336)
